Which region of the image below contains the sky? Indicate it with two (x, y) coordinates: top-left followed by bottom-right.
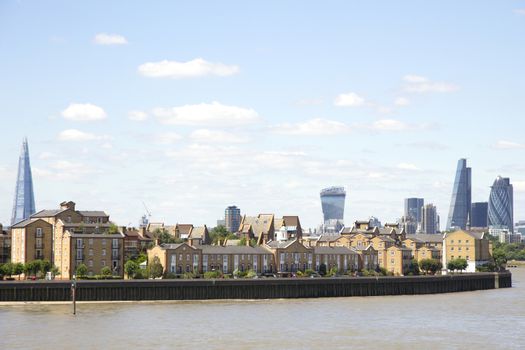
(0, 1), (524, 230)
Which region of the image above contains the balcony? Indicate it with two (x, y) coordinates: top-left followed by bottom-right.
(111, 253), (120, 260)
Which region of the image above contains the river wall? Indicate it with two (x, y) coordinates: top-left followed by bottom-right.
(0, 272), (511, 302)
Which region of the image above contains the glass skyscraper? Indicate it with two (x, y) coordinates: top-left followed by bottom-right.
(446, 158), (471, 230)
(404, 198), (424, 223)
(224, 205), (241, 233)
(320, 187), (346, 231)
(11, 138), (36, 225)
(471, 202), (488, 228)
(488, 176), (513, 230)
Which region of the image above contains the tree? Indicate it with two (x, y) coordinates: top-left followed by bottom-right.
(408, 259), (420, 275)
(492, 249), (508, 271)
(108, 223), (120, 235)
(153, 228), (183, 245)
(246, 269), (257, 278)
(149, 256), (164, 278)
(238, 237), (247, 246)
(0, 263), (7, 279)
(447, 258), (468, 273)
(2, 262), (14, 278)
(14, 263), (24, 280)
(101, 266), (112, 277)
(419, 259), (442, 275)
(76, 263), (88, 278)
(209, 226), (236, 245)
(124, 260), (139, 279)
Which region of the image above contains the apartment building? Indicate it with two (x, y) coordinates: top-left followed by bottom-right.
(443, 230), (492, 272)
(10, 219), (53, 264)
(0, 224), (11, 263)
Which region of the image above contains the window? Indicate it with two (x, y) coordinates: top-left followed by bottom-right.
(102, 249), (106, 256)
(450, 247), (454, 251)
(101, 260), (106, 266)
(76, 250), (83, 260)
(466, 256), (470, 260)
(458, 240), (462, 243)
(36, 228), (43, 237)
(466, 240), (469, 243)
(89, 249), (93, 256)
(89, 238), (93, 246)
(88, 260), (93, 267)
(102, 239), (106, 246)
(179, 254), (182, 261)
(186, 254), (190, 261)
(466, 247), (469, 251)
(450, 240), (454, 243)
(77, 238), (83, 248)
(36, 238), (42, 249)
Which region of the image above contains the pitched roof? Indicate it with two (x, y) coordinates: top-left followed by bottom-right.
(314, 246), (358, 255)
(406, 234), (444, 243)
(317, 235), (341, 242)
(282, 216), (301, 228)
(78, 211), (108, 217)
(11, 218), (43, 228)
(189, 226), (208, 240)
(201, 245), (270, 254)
(240, 214), (274, 238)
(31, 209), (63, 218)
(176, 224), (194, 235)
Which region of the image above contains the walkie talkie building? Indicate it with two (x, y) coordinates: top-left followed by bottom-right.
(320, 187), (346, 233)
(11, 138), (36, 225)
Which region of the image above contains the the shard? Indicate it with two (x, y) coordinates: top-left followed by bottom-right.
(446, 158), (471, 230)
(11, 138), (36, 225)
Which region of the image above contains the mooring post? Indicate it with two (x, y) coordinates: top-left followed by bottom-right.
(71, 274), (77, 315)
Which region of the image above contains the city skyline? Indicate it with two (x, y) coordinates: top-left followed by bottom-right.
(1, 1), (524, 229)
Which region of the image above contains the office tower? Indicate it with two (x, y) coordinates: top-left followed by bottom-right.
(421, 204), (438, 234)
(369, 216), (381, 228)
(320, 187), (346, 234)
(224, 206), (241, 233)
(446, 159), (472, 230)
(399, 216), (417, 234)
(470, 202), (488, 228)
(404, 198), (424, 223)
(11, 138), (36, 225)
(488, 176), (513, 230)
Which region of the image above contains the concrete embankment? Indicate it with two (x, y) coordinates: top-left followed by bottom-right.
(0, 272), (511, 302)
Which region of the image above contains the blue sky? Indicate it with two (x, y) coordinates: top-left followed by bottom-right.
(1, 1), (524, 229)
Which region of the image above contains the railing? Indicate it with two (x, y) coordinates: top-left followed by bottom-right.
(112, 253), (120, 260)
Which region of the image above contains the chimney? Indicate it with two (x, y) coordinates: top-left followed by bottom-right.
(60, 201), (76, 211)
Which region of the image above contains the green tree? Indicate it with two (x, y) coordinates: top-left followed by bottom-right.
(204, 270), (223, 279)
(2, 262), (14, 278)
(246, 269), (257, 278)
(0, 263), (7, 279)
(238, 237), (247, 246)
(447, 258), (468, 273)
(108, 223), (120, 235)
(14, 262), (24, 280)
(492, 249), (508, 271)
(101, 266), (112, 277)
(124, 260), (139, 279)
(149, 256), (164, 278)
(408, 259), (420, 275)
(153, 228), (183, 245)
(76, 263), (88, 278)
(209, 226), (236, 245)
(419, 258), (442, 275)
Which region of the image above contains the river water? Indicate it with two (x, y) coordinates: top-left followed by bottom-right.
(1, 269), (524, 350)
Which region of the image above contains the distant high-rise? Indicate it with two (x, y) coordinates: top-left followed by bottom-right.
(446, 159), (471, 230)
(404, 198), (424, 223)
(224, 206), (241, 233)
(421, 204), (439, 234)
(320, 187), (346, 233)
(488, 176), (513, 230)
(11, 138), (36, 225)
(471, 202), (488, 228)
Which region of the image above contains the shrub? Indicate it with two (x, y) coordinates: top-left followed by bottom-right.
(204, 270), (223, 279)
(101, 266), (112, 277)
(182, 272), (196, 279)
(304, 269), (316, 277)
(76, 263), (88, 278)
(326, 266), (339, 277)
(318, 263), (327, 276)
(246, 269), (257, 278)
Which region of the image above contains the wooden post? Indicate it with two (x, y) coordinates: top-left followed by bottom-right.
(71, 275), (77, 315)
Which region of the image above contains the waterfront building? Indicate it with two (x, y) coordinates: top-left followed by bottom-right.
(405, 234), (444, 252)
(149, 243), (202, 274)
(175, 224), (194, 240)
(27, 201), (124, 278)
(488, 176), (514, 231)
(188, 225), (210, 245)
(421, 204), (439, 234)
(385, 246), (413, 275)
(404, 198), (424, 223)
(264, 239), (314, 274)
(442, 230), (491, 273)
(320, 187), (346, 234)
(123, 227), (154, 261)
(402, 236), (441, 262)
(224, 206), (241, 233)
(11, 138), (36, 225)
(201, 245), (274, 274)
(10, 219), (53, 265)
(446, 159), (472, 230)
(0, 225), (11, 263)
(274, 216), (303, 241)
(471, 202), (488, 228)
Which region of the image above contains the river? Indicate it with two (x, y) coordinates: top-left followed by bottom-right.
(1, 269), (524, 349)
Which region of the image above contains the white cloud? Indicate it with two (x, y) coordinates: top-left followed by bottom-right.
(403, 75), (458, 93)
(394, 97), (410, 106)
(153, 101), (259, 126)
(190, 129), (249, 143)
(138, 58), (239, 79)
(513, 9), (525, 15)
(397, 163), (421, 171)
(128, 110), (148, 121)
(157, 132), (183, 145)
(295, 98), (324, 106)
(272, 118), (351, 136)
(62, 103), (107, 121)
(494, 140), (525, 150)
(334, 92), (365, 107)
(371, 119), (411, 131)
(93, 33), (128, 45)
(514, 181), (525, 192)
(58, 129), (108, 142)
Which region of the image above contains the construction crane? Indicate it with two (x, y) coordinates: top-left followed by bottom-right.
(140, 201), (152, 228)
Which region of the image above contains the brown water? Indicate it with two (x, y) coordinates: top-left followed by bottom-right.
(1, 270), (524, 350)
